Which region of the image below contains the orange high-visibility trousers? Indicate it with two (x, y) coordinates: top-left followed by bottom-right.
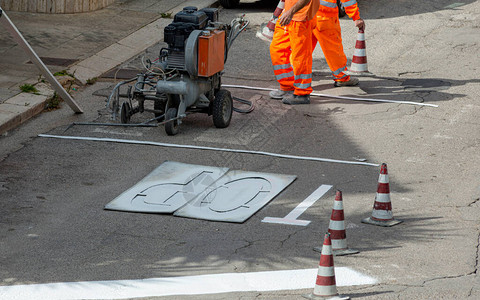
(312, 14), (351, 82)
(270, 20), (314, 95)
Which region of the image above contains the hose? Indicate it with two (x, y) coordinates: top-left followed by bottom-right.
(225, 17), (249, 63)
(106, 78), (137, 111)
(233, 96), (254, 113)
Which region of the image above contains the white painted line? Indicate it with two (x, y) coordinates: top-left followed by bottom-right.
(38, 135), (379, 167)
(262, 185), (332, 226)
(261, 217), (311, 226)
(0, 268), (377, 300)
(222, 84), (439, 107)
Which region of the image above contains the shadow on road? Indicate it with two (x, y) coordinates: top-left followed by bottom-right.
(311, 73), (480, 104)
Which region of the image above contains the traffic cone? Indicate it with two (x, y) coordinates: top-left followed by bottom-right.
(314, 190), (359, 256)
(362, 163), (403, 227)
(347, 29), (371, 75)
(256, 0), (285, 42)
(304, 233), (350, 300)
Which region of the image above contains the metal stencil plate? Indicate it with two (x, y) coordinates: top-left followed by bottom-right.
(104, 161), (229, 213)
(174, 170), (297, 223)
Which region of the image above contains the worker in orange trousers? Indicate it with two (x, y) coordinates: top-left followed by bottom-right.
(269, 0), (318, 105)
(312, 0), (365, 87)
(269, 0), (366, 91)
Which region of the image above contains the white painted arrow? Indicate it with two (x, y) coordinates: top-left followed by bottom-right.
(262, 185), (333, 226)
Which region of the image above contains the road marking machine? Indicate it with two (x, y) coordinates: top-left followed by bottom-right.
(106, 7), (249, 135)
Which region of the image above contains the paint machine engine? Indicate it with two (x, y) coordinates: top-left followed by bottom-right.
(107, 7), (248, 135)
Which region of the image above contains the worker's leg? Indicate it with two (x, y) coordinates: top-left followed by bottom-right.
(312, 15), (350, 82)
(270, 22), (295, 92)
(287, 20), (313, 96)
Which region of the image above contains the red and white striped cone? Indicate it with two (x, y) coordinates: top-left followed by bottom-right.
(347, 29), (372, 76)
(314, 190), (359, 256)
(304, 233), (350, 300)
(256, 0), (285, 42)
(362, 163), (403, 227)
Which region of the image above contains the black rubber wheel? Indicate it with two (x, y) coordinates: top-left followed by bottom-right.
(165, 107), (179, 136)
(154, 100), (165, 122)
(120, 102), (131, 124)
(212, 89), (233, 128)
(219, 0), (240, 9)
(337, 0), (346, 18)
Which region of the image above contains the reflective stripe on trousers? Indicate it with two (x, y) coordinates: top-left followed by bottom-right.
(270, 20), (313, 95)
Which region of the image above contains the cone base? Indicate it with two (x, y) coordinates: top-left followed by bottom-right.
(256, 24), (273, 43)
(255, 31), (273, 43)
(362, 217), (403, 227)
(303, 293), (350, 300)
(313, 246), (360, 256)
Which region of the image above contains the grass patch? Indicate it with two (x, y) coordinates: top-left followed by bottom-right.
(45, 92), (63, 111)
(86, 77), (98, 85)
(53, 70), (75, 77)
(160, 12), (172, 18)
(20, 84), (39, 94)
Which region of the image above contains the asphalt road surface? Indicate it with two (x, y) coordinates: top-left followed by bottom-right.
(1, 0), (480, 299)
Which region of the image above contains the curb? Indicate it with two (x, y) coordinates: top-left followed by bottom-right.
(0, 0), (219, 136)
(0, 92), (48, 135)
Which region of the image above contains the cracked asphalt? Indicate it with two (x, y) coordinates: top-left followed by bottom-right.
(1, 0), (480, 299)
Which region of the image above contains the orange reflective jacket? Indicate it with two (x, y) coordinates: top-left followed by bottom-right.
(319, 0), (360, 21)
(285, 0), (319, 21)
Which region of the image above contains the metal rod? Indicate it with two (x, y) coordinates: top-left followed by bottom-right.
(72, 122), (158, 127)
(38, 134), (380, 167)
(222, 84), (439, 108)
(142, 114), (185, 125)
(0, 8), (83, 113)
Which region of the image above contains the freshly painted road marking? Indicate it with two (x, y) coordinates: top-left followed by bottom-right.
(262, 184), (332, 226)
(0, 268), (377, 300)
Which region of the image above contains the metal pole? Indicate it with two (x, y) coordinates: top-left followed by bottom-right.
(0, 7), (83, 113)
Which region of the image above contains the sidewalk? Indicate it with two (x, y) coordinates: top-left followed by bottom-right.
(0, 0), (218, 135)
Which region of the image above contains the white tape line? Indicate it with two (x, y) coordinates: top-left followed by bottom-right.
(262, 185), (332, 226)
(38, 135), (379, 167)
(262, 217), (311, 226)
(222, 84), (439, 108)
(0, 268), (377, 300)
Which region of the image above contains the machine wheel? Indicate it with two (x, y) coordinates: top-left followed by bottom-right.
(120, 102), (131, 124)
(165, 107), (179, 136)
(219, 0), (240, 9)
(212, 89), (233, 128)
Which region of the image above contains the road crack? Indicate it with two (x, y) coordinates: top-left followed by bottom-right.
(468, 198), (480, 207)
(234, 239), (255, 254)
(280, 227), (308, 247)
(476, 231), (480, 275)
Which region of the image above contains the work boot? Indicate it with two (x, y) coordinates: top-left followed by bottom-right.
(282, 92), (295, 103)
(269, 89), (293, 100)
(334, 77), (359, 87)
(282, 94), (310, 105)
